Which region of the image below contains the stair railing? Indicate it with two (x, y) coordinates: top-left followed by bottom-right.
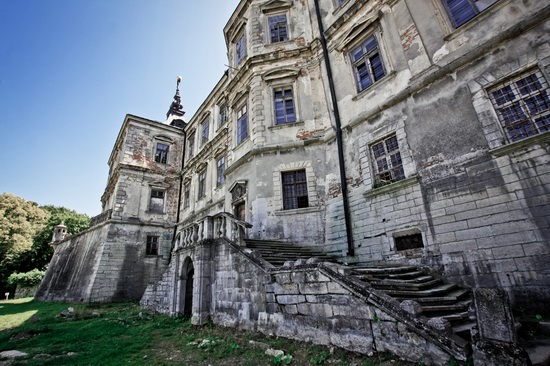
(175, 212), (252, 249)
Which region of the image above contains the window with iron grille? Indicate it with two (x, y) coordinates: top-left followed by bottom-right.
(370, 135), (405, 186)
(281, 170), (309, 210)
(217, 156), (226, 187)
(268, 15), (288, 43)
(154, 143), (169, 164)
(350, 35), (386, 92)
(274, 87), (296, 125)
(198, 170), (207, 199)
(219, 104), (227, 127)
(488, 69), (550, 143)
(236, 32), (246, 65)
(146, 235), (159, 256)
(442, 0), (499, 28)
(201, 119), (210, 145)
(183, 182), (190, 208)
(149, 189), (165, 213)
(187, 132), (195, 158)
(237, 104), (248, 144)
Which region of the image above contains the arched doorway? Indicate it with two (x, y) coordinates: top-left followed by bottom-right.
(179, 257), (194, 317)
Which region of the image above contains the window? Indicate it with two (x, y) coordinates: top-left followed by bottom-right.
(146, 235), (159, 256)
(236, 32), (246, 65)
(442, 0), (499, 28)
(183, 182), (190, 208)
(237, 104), (248, 144)
(201, 119), (210, 145)
(488, 69), (550, 143)
(350, 35), (386, 92)
(219, 104), (227, 127)
(154, 143), (169, 164)
(370, 135), (405, 185)
(187, 132), (195, 158)
(198, 170), (207, 199)
(268, 15), (288, 43)
(281, 170), (309, 210)
(395, 234), (424, 251)
(274, 87), (296, 125)
(217, 156), (226, 187)
(149, 189), (165, 213)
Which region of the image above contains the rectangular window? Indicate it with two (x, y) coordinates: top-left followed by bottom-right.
(219, 104), (227, 127)
(236, 32), (246, 65)
(237, 104), (248, 144)
(488, 69), (550, 143)
(281, 170), (309, 210)
(269, 15), (289, 43)
(395, 234), (424, 251)
(146, 235), (159, 256)
(187, 132), (195, 158)
(201, 119), (210, 145)
(274, 87), (296, 125)
(183, 182), (190, 208)
(154, 143), (169, 164)
(217, 156), (226, 187)
(351, 35), (386, 92)
(149, 189), (165, 213)
(370, 135), (405, 186)
(442, 0), (499, 28)
(198, 170), (207, 199)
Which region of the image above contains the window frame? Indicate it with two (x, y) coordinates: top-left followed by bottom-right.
(201, 118), (210, 146)
(218, 103), (227, 128)
(273, 86), (296, 125)
(236, 103), (248, 145)
(349, 33), (387, 93)
(154, 142), (170, 164)
(281, 169), (309, 210)
(216, 155), (226, 187)
(268, 14), (289, 44)
(187, 131), (195, 159)
(197, 170), (207, 199)
(146, 235), (159, 256)
(235, 31), (247, 65)
(369, 134), (406, 187)
(441, 0), (499, 28)
(149, 189), (165, 214)
(183, 182), (191, 209)
(487, 68), (550, 143)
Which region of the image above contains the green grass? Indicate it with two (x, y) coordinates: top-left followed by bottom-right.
(0, 298), (415, 365)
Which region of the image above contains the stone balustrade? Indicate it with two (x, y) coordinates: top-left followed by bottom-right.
(89, 209), (112, 227)
(176, 212), (252, 249)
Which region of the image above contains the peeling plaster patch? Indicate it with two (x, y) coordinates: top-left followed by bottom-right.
(432, 44), (449, 64)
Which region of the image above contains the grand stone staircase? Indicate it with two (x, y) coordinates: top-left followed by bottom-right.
(245, 239), (475, 341)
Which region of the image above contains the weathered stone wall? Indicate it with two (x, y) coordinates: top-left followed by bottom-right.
(142, 238), (468, 365)
(37, 220), (172, 302)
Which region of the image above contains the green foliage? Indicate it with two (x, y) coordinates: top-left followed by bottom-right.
(449, 357), (459, 366)
(536, 314), (543, 322)
(7, 268), (45, 287)
(273, 353), (293, 365)
(0, 193), (90, 294)
(309, 351), (329, 364)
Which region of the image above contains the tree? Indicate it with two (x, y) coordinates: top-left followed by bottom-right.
(0, 193), (90, 295)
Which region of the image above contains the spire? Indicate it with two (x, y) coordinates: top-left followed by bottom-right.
(166, 76), (185, 119)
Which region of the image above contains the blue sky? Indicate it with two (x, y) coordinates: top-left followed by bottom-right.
(0, 0), (240, 216)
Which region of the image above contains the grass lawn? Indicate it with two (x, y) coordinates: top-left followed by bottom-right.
(0, 298), (415, 365)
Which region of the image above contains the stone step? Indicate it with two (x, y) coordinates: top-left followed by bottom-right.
(395, 289), (471, 305)
(352, 265), (419, 274)
(421, 299), (472, 314)
(440, 311), (470, 323)
(354, 274), (436, 284)
(381, 283), (457, 297)
(369, 278), (443, 291)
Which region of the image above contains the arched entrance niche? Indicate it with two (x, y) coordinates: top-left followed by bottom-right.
(178, 257), (194, 317)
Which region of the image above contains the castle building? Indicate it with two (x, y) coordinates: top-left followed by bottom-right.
(37, 0), (550, 363)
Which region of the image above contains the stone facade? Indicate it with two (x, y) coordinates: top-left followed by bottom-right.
(38, 0), (549, 363)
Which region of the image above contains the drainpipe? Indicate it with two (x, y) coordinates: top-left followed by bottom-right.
(173, 133), (187, 246)
(313, 0), (355, 257)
